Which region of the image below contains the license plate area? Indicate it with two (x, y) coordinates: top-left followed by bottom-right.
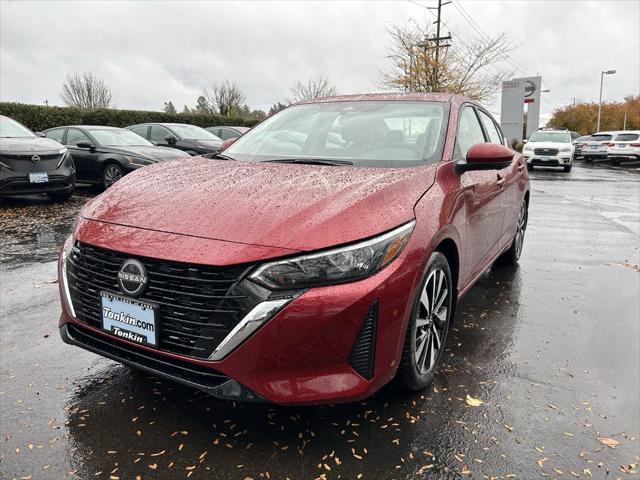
(29, 172), (48, 183)
(100, 292), (158, 347)
(540, 156), (550, 161)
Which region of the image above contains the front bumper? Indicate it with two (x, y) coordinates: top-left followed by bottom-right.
(524, 154), (572, 167)
(0, 171), (75, 196)
(58, 221), (420, 405)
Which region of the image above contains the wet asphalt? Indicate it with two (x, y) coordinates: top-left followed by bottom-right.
(1, 162), (639, 480)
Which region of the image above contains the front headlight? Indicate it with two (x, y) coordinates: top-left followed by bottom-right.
(560, 147), (572, 152)
(523, 145), (533, 152)
(250, 221), (415, 290)
(56, 150), (70, 168)
(126, 156), (154, 167)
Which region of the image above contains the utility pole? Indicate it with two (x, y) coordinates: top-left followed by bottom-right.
(414, 0), (452, 91)
(623, 103), (627, 130)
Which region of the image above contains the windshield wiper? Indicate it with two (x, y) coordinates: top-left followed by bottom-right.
(264, 158), (354, 166)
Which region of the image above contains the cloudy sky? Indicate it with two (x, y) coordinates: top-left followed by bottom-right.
(1, 0), (638, 122)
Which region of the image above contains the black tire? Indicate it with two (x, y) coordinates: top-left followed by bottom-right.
(47, 189), (74, 202)
(527, 164), (533, 171)
(396, 252), (453, 391)
(563, 164), (572, 172)
(102, 163), (124, 189)
(498, 198), (528, 265)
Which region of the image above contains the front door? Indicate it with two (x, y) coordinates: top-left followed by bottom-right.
(455, 106), (506, 284)
(65, 128), (98, 182)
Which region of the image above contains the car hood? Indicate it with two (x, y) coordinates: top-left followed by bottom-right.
(81, 158), (434, 252)
(105, 145), (189, 161)
(0, 136), (64, 154)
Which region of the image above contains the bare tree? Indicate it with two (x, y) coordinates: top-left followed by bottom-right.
(381, 21), (512, 101)
(289, 77), (337, 103)
(60, 72), (114, 109)
(204, 80), (246, 117)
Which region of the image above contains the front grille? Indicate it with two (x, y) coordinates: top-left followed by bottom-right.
(66, 242), (263, 359)
(534, 148), (559, 156)
(0, 153), (63, 172)
(348, 301), (378, 380)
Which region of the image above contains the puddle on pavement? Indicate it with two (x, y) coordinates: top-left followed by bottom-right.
(0, 190), (95, 269)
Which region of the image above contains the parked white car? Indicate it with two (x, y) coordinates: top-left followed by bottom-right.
(582, 131), (621, 163)
(522, 128), (574, 172)
(607, 131), (640, 164)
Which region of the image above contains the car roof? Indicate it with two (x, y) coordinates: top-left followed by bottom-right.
(294, 92), (469, 106)
(129, 123), (196, 127)
(45, 125), (124, 131)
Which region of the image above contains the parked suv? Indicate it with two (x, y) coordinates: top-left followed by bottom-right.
(607, 131), (640, 164)
(0, 115), (75, 201)
(522, 128), (574, 172)
(58, 93), (530, 405)
(573, 135), (591, 160)
(127, 123), (223, 155)
(582, 131), (620, 162)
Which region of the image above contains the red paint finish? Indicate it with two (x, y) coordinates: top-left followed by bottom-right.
(58, 93), (529, 405)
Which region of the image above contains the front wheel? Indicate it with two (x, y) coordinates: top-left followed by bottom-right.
(563, 164), (572, 172)
(498, 199), (528, 264)
(102, 163), (124, 189)
(396, 252), (453, 391)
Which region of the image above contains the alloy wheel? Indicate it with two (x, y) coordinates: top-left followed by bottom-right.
(414, 268), (449, 374)
(103, 165), (123, 187)
(514, 201), (528, 258)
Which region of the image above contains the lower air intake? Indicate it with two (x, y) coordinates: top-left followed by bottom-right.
(348, 301), (378, 380)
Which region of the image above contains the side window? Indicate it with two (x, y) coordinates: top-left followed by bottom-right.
(150, 125), (173, 143)
(45, 128), (65, 143)
(477, 110), (503, 145)
(456, 107), (486, 160)
(66, 128), (91, 146)
(129, 125), (148, 139)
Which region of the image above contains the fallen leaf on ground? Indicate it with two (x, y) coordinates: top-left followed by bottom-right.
(465, 395), (484, 407)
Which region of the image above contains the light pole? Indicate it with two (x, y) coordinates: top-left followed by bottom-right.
(597, 69), (616, 131)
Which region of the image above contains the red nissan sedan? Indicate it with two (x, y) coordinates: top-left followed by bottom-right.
(58, 93), (529, 405)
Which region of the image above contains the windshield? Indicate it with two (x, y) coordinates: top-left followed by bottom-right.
(89, 129), (153, 146)
(0, 117), (35, 138)
(528, 131), (571, 143)
(224, 101), (448, 168)
(169, 124), (221, 141)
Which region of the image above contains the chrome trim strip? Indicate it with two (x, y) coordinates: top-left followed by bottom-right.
(61, 242), (77, 318)
(208, 298), (291, 361)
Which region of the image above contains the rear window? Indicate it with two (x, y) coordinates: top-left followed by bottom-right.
(614, 133), (639, 141)
(590, 134), (612, 142)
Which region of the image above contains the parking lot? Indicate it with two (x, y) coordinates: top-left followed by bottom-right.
(1, 161), (639, 479)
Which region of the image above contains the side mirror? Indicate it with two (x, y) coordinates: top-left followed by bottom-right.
(522, 139), (528, 144)
(35, 131), (45, 137)
(457, 143), (514, 172)
(221, 137), (237, 151)
(76, 141), (95, 150)
(165, 135), (177, 145)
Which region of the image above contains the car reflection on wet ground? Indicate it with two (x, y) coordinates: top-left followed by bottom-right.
(1, 163), (639, 479)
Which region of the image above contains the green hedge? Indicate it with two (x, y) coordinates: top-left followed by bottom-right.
(0, 102), (261, 132)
